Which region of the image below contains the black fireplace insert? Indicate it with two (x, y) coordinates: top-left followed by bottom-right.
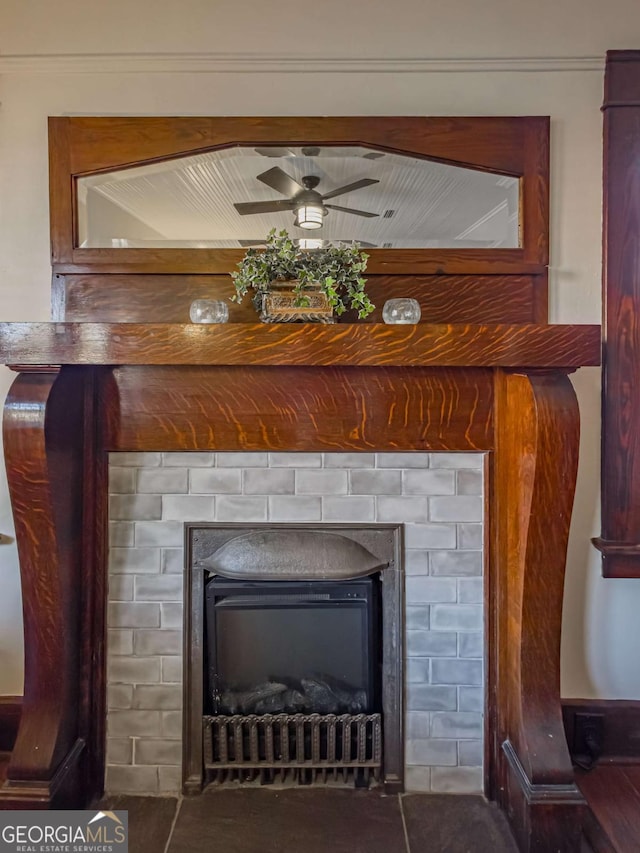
(205, 576), (381, 717)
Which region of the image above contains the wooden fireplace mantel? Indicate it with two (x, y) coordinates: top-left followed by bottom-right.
(0, 321), (600, 853)
(0, 322), (599, 368)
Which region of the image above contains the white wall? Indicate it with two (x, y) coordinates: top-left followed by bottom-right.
(1, 0), (639, 57)
(0, 0), (639, 700)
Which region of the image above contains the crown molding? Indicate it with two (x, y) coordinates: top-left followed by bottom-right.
(0, 52), (605, 75)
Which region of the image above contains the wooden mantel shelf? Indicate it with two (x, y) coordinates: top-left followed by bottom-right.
(0, 322), (601, 368)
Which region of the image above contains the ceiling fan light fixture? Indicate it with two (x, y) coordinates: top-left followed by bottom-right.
(295, 204), (324, 230)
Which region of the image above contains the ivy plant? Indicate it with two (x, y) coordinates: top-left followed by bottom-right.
(231, 229), (375, 319)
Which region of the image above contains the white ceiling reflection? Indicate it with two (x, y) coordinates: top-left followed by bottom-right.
(77, 145), (520, 249)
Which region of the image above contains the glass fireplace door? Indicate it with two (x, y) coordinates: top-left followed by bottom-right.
(205, 577), (379, 717)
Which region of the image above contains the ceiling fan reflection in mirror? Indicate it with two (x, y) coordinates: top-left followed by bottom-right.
(233, 167), (380, 230)
(239, 238), (378, 248)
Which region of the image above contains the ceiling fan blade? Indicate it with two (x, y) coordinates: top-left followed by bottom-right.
(254, 147), (296, 158)
(256, 167), (304, 197)
(322, 178), (379, 200)
(233, 200), (297, 215)
(324, 204), (379, 218)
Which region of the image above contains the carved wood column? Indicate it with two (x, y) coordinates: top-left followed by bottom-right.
(593, 50), (640, 577)
(0, 367), (108, 809)
(493, 369), (585, 853)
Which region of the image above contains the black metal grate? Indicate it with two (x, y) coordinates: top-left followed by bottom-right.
(203, 712), (382, 786)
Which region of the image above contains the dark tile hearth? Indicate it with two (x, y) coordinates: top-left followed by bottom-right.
(102, 794), (178, 853)
(170, 789), (405, 853)
(403, 793), (518, 852)
(106, 790), (518, 853)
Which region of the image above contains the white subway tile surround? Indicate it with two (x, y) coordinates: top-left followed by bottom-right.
(106, 452), (484, 796)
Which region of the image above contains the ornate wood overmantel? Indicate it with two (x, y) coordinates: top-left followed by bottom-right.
(0, 321), (600, 853)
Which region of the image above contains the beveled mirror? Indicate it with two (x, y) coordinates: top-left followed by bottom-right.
(76, 145), (520, 250)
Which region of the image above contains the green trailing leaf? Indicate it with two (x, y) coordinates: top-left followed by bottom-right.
(231, 228), (375, 318)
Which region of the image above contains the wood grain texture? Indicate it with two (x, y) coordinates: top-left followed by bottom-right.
(502, 743), (585, 853)
(577, 766), (640, 853)
(48, 117), (73, 265)
(77, 368), (110, 803)
(597, 51), (640, 578)
(522, 118), (550, 266)
(0, 323), (601, 369)
(107, 365), (494, 452)
(52, 255), (547, 277)
(59, 273), (547, 325)
(581, 807), (617, 853)
(47, 116), (549, 276)
(493, 370), (585, 851)
(0, 370), (87, 801)
(63, 116), (532, 176)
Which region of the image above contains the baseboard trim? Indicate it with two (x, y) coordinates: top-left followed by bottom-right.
(0, 698), (22, 753)
(562, 698), (640, 763)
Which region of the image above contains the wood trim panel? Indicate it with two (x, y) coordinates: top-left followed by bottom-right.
(0, 323), (601, 369)
(64, 116), (533, 176)
(78, 368), (110, 802)
(0, 698), (22, 753)
(59, 273), (548, 325)
(51, 274), (67, 322)
(52, 256), (548, 277)
(562, 699), (640, 763)
(47, 115), (549, 280)
(106, 365), (494, 453)
(531, 270), (549, 324)
(594, 50), (640, 577)
(48, 118), (73, 265)
(521, 117), (550, 266)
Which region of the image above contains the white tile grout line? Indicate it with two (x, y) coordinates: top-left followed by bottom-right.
(398, 794), (412, 853)
(163, 795), (183, 853)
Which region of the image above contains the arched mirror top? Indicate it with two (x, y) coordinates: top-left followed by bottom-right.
(49, 115), (548, 275)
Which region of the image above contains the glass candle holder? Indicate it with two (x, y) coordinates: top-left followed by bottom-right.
(189, 299), (229, 324)
(382, 298), (421, 324)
